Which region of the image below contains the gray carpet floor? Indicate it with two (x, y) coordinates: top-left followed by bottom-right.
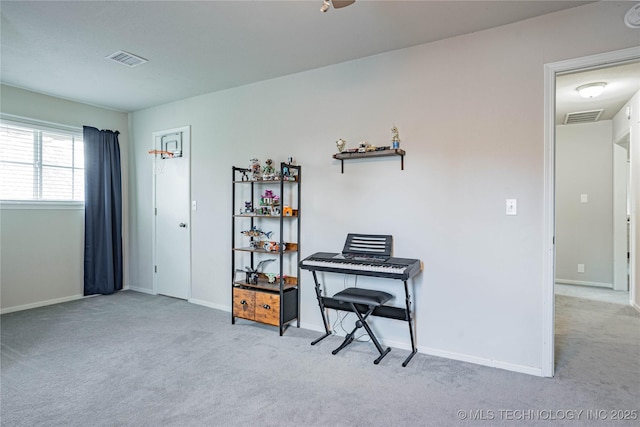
(1, 290), (638, 426)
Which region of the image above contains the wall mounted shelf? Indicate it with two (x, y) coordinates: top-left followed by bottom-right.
(333, 148), (406, 173)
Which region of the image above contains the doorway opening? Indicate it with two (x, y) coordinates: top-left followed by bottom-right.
(543, 47), (640, 377)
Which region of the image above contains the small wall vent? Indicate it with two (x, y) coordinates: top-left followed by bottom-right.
(105, 50), (148, 67)
(563, 109), (604, 125)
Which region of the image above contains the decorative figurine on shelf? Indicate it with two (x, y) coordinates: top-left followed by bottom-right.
(391, 125), (400, 149)
(240, 169), (249, 181)
(336, 138), (346, 153)
(244, 259), (275, 285)
(358, 141), (371, 153)
(262, 158), (276, 180)
(261, 189), (275, 204)
(255, 190), (277, 215)
(283, 206), (293, 216)
(250, 158), (261, 180)
(263, 241), (286, 252)
(243, 201), (253, 214)
(241, 226), (273, 240)
(265, 272), (277, 284)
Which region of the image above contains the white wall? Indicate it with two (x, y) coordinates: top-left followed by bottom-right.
(555, 121), (614, 287)
(0, 85), (129, 312)
(128, 2), (638, 375)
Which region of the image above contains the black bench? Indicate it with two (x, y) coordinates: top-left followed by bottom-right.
(331, 287), (393, 364)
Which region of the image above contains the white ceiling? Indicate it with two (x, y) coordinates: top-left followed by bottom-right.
(2, 0), (636, 117)
(556, 61), (640, 124)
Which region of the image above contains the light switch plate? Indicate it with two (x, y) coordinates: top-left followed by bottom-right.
(506, 199), (517, 215)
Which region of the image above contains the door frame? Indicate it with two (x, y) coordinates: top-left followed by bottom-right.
(151, 126), (192, 298)
(542, 46), (640, 377)
(613, 136), (630, 292)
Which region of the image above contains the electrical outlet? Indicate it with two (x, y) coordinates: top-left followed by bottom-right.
(578, 264), (585, 273)
(580, 194), (588, 203)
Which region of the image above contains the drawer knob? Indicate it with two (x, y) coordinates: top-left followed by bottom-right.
(240, 300), (247, 305)
(262, 304), (271, 310)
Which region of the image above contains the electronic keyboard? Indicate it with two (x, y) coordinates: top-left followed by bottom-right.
(300, 252), (421, 281)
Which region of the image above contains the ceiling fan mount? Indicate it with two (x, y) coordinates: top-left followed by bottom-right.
(321, 0), (356, 13)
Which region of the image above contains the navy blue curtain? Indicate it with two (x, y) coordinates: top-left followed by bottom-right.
(83, 126), (123, 295)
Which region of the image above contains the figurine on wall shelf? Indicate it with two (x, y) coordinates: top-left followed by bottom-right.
(244, 259), (275, 285)
(265, 272), (277, 284)
(358, 142), (377, 152)
(250, 158), (261, 180)
(242, 201), (253, 214)
(260, 190), (280, 214)
(263, 241), (286, 252)
(336, 138), (346, 153)
(241, 226), (273, 240)
(391, 125), (400, 149)
(261, 189), (277, 204)
(262, 158), (276, 180)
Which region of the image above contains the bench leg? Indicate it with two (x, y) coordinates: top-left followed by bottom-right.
(351, 303), (391, 364)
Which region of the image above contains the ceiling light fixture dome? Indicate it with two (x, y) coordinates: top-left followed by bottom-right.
(576, 82), (607, 99)
(624, 2), (640, 28)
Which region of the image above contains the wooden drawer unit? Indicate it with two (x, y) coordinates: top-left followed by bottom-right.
(233, 287), (298, 328)
(233, 288), (256, 321)
(254, 291), (280, 326)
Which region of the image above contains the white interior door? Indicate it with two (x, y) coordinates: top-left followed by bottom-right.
(153, 126), (191, 300)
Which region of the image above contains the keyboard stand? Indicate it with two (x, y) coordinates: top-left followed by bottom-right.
(309, 270), (418, 367)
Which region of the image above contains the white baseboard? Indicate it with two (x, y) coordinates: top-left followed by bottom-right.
(128, 286), (156, 295)
(418, 345), (543, 377)
(1, 294), (85, 315)
(631, 300), (640, 314)
(189, 298), (228, 312)
(300, 322), (542, 376)
(555, 279), (612, 288)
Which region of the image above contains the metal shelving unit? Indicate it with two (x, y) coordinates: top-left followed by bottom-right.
(231, 163), (301, 335)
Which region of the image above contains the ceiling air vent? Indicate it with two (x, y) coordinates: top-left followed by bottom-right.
(563, 109), (604, 125)
(105, 50), (148, 68)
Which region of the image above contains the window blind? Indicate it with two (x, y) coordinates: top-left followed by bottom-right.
(0, 119), (84, 201)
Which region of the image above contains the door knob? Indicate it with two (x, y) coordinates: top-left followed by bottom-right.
(179, 223), (187, 228)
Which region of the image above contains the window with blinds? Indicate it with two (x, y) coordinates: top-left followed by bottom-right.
(0, 120), (84, 201)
